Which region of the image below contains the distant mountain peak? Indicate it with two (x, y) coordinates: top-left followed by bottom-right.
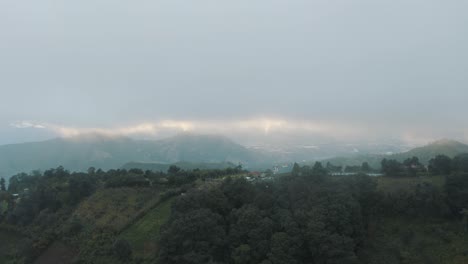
(429, 138), (465, 147)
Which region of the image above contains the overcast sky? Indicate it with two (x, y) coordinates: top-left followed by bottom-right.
(1, 0), (467, 145)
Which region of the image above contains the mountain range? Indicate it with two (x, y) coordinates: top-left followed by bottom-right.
(1, 133), (467, 181)
(323, 139), (468, 168)
(0, 133), (265, 180)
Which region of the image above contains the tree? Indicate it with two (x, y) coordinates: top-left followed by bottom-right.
(168, 165), (181, 174)
(291, 163), (301, 177)
(403, 156), (422, 176)
(312, 162), (327, 176)
(232, 244), (252, 264)
(268, 232), (299, 264)
(87, 167), (96, 175)
(452, 154), (468, 173)
(0, 177), (5, 191)
(429, 155), (452, 175)
(445, 173), (468, 215)
(326, 162), (342, 173)
(461, 208), (468, 232)
(361, 162), (370, 173)
(381, 159), (403, 177)
(158, 209), (227, 264)
(113, 239), (132, 261)
(344, 166), (361, 173)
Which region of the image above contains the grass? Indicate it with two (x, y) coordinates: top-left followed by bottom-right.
(74, 187), (161, 232)
(363, 174), (468, 264)
(119, 197), (175, 259)
(376, 175), (446, 193)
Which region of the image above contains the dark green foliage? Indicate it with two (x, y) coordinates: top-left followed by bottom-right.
(312, 161), (327, 175)
(158, 209), (227, 263)
(428, 155), (452, 175)
(68, 173), (97, 205)
(105, 173), (150, 188)
(378, 182), (450, 218)
(16, 238), (37, 263)
(232, 244), (253, 264)
(158, 170), (368, 264)
(221, 177), (256, 208)
(381, 157), (427, 177)
(62, 217), (83, 236)
(291, 162), (301, 177)
(403, 156), (424, 176)
(326, 162), (343, 173)
(268, 232), (300, 264)
(445, 173), (468, 215)
(345, 165), (362, 173)
(361, 162), (371, 172)
(4, 152), (468, 264)
(113, 239), (132, 261)
(292, 162), (328, 182)
(0, 177), (5, 191)
(168, 165), (181, 174)
(381, 159), (404, 176)
(8, 172), (40, 193)
(451, 153), (468, 173)
(1, 164), (240, 263)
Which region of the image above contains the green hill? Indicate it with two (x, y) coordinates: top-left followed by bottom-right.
(0, 133), (265, 181)
(397, 139), (468, 163)
(323, 139), (468, 168)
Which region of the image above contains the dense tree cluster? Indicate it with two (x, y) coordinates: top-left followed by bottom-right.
(2, 153), (468, 263)
(158, 167), (376, 264)
(0, 164), (243, 263)
(380, 154), (468, 177)
(445, 173), (468, 215)
(312, 162), (375, 175)
(380, 157), (424, 177)
(158, 156), (468, 263)
(1, 164), (241, 228)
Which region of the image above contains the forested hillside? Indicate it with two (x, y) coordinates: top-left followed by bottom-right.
(2, 151), (468, 263)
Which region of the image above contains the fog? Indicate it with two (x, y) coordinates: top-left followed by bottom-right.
(1, 0), (467, 145)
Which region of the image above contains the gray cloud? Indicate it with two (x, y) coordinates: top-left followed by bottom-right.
(1, 0), (467, 145)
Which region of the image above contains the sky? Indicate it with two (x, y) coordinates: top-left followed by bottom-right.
(1, 0), (468, 146)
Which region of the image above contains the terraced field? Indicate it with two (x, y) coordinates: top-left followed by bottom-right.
(119, 197), (175, 259)
(74, 187), (161, 232)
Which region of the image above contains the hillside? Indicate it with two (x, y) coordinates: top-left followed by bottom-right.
(323, 139), (468, 168)
(398, 139), (468, 162)
(137, 134), (260, 164)
(2, 161), (468, 263)
(0, 133), (265, 180)
(0, 135), (139, 178)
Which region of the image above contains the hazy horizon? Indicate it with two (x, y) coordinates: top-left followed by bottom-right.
(2, 0), (468, 146)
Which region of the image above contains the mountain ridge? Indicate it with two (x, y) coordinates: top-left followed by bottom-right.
(0, 133), (265, 180)
(322, 139), (468, 168)
(1, 135), (467, 180)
